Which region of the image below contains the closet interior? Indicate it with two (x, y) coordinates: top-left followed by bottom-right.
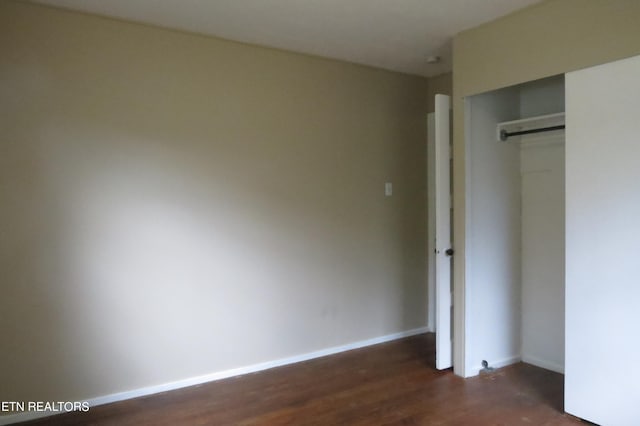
(465, 75), (565, 374)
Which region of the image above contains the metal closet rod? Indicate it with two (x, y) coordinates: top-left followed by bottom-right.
(500, 125), (565, 141)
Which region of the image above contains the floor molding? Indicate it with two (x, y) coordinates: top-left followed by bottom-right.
(522, 354), (564, 374)
(470, 354), (521, 377)
(0, 327), (428, 425)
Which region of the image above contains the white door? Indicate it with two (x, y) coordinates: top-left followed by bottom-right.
(428, 94), (452, 370)
(565, 54), (640, 425)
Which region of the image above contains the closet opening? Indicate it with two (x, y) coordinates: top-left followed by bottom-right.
(463, 74), (565, 376)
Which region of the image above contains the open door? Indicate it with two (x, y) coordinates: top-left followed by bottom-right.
(428, 94), (452, 370)
(564, 54), (640, 425)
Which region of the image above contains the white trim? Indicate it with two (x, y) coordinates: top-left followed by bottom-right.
(453, 97), (471, 378)
(0, 409), (54, 425)
(522, 355), (564, 374)
(470, 354), (521, 377)
(0, 327), (428, 426)
(427, 111), (436, 334)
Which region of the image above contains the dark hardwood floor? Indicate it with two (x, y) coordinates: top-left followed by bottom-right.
(21, 333), (584, 425)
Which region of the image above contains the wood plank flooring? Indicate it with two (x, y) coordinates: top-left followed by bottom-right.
(21, 333), (585, 425)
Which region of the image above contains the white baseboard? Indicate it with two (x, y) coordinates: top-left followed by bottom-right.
(470, 354), (521, 376)
(522, 354), (564, 374)
(0, 327), (428, 426)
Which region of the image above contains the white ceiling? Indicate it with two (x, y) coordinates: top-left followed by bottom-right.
(31, 0), (541, 77)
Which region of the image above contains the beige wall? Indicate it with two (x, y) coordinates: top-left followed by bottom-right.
(427, 73), (452, 112)
(451, 0), (640, 376)
(0, 1), (429, 405)
(454, 0), (640, 97)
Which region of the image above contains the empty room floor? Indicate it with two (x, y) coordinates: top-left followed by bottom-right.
(21, 334), (582, 425)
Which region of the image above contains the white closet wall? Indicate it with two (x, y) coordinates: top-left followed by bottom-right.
(519, 76), (565, 117)
(466, 88), (521, 374)
(520, 136), (565, 373)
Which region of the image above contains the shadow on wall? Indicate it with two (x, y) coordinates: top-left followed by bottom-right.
(0, 15), (428, 404)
